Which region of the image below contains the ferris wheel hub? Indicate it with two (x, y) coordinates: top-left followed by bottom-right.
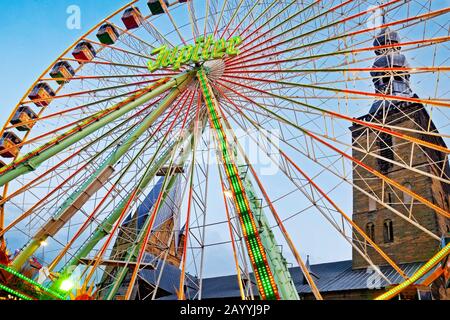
(203, 59), (226, 82)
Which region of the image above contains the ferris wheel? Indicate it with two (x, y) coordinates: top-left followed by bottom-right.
(0, 0), (449, 301)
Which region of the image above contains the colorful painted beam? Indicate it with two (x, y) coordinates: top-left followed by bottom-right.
(239, 172), (299, 300)
(375, 243), (450, 300)
(0, 73), (192, 187)
(197, 69), (279, 300)
(10, 74), (194, 272)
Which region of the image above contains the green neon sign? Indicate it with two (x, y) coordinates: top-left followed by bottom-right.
(148, 36), (242, 71)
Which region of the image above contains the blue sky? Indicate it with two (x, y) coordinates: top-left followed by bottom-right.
(0, 0), (129, 116)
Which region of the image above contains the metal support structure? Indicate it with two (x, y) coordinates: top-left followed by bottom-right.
(0, 73), (193, 187)
(197, 68), (280, 300)
(238, 165), (300, 300)
(104, 122), (205, 300)
(10, 73), (194, 272)
(50, 137), (182, 293)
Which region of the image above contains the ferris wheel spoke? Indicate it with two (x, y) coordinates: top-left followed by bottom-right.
(20, 78), (169, 106)
(202, 0), (211, 38)
(98, 94), (200, 299)
(186, 0), (200, 39)
(230, 0), (285, 44)
(138, 11), (177, 49)
(4, 86), (171, 135)
(106, 20), (157, 55)
(224, 94), (445, 242)
(226, 35), (450, 72)
(1, 117), (174, 245)
(0, 99), (159, 207)
(77, 92), (194, 291)
(50, 90), (195, 285)
(217, 77), (450, 156)
(1, 94), (171, 162)
(85, 39), (151, 61)
(227, 5), (450, 69)
(61, 57), (148, 70)
(222, 73), (450, 107)
(215, 79), (450, 219)
(227, 0), (311, 58)
(39, 72), (178, 83)
(228, 0), (396, 65)
(159, 0), (187, 45)
(217, 90), (414, 277)
(223, 0), (260, 41)
(168, 103), (212, 299)
(216, 92), (402, 283)
(119, 95), (201, 301)
(8, 88), (193, 272)
(212, 0), (228, 37)
(178, 91), (203, 300)
(222, 79), (450, 219)
(58, 135), (184, 296)
(215, 97), (323, 300)
(0, 76), (188, 187)
(224, 66), (450, 76)
(218, 0), (245, 38)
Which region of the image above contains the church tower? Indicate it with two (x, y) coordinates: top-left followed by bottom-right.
(350, 27), (450, 270)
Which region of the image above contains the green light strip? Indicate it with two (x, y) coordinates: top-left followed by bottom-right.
(0, 264), (65, 300)
(0, 283), (33, 300)
(375, 243), (450, 300)
(197, 70), (278, 300)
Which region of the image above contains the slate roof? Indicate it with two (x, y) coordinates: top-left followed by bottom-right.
(292, 260), (425, 294)
(153, 259), (433, 300)
(138, 253), (196, 297)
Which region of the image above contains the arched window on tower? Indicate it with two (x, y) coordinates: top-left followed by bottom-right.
(384, 188), (393, 204)
(369, 197), (377, 211)
(366, 222), (375, 241)
(403, 182), (413, 204)
(377, 133), (394, 173)
(383, 219), (394, 243)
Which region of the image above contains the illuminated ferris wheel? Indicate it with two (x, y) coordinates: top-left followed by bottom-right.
(0, 0), (449, 301)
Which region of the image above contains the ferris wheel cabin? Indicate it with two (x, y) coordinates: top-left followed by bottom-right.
(0, 132), (22, 158)
(72, 41), (96, 63)
(121, 7), (142, 30)
(28, 82), (55, 107)
(10, 106), (38, 132)
(147, 0), (169, 15)
(49, 61), (76, 85)
(97, 24), (120, 45)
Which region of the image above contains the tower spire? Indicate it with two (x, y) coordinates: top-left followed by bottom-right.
(369, 14), (416, 115)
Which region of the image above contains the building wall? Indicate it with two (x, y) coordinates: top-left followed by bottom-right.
(351, 105), (448, 269)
